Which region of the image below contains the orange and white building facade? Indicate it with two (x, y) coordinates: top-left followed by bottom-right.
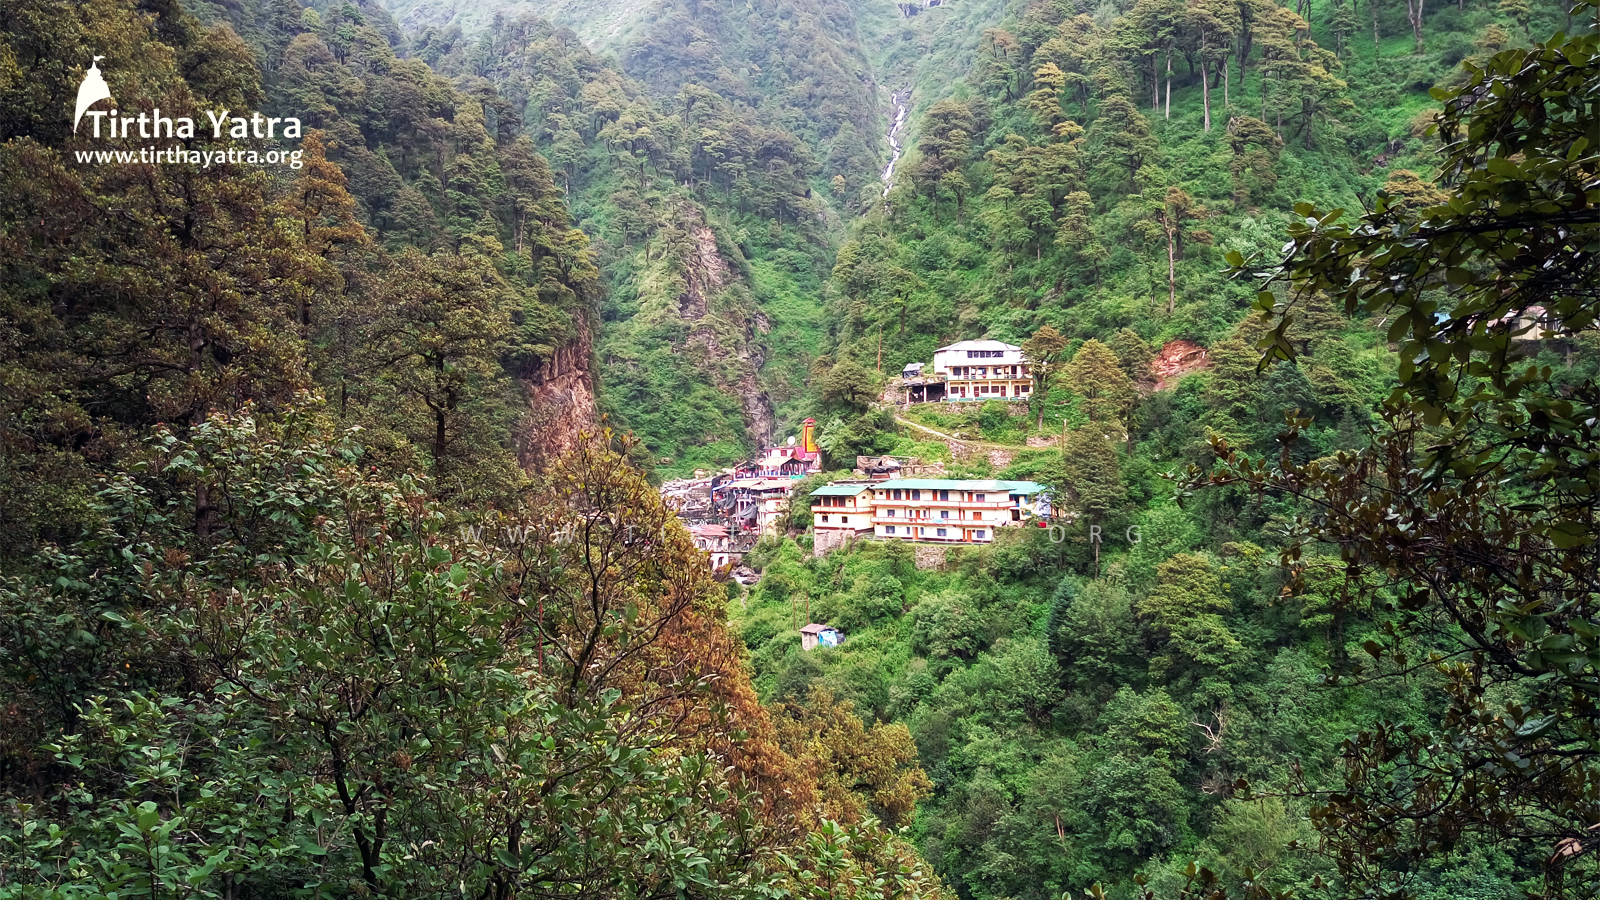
(810, 483), (875, 537)
(811, 479), (1051, 544)
(933, 339), (1033, 402)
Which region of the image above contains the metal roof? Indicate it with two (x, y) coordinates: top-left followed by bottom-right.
(799, 623), (838, 634)
(723, 477), (794, 491)
(934, 339), (1021, 352)
(868, 479), (1047, 493)
(810, 483), (875, 496)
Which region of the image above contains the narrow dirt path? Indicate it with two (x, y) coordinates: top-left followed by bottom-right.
(894, 415), (1037, 453)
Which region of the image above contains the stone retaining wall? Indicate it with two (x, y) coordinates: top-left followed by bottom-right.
(811, 529), (859, 557)
(913, 544), (949, 570)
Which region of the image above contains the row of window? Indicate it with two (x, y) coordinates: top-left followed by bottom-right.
(964, 350), (1006, 358)
(879, 489), (991, 502)
(882, 525), (986, 538)
(950, 365), (1026, 376)
(951, 384), (1028, 397)
(881, 508), (983, 519)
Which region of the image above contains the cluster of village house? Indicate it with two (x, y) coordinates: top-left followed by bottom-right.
(670, 445), (1051, 650)
(658, 338), (1048, 647)
(662, 339), (1052, 570)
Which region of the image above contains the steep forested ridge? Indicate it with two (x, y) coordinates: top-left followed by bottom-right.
(4, 0), (1600, 896)
(0, 0), (950, 896)
(692, 0), (1600, 897)
(352, 3), (879, 473)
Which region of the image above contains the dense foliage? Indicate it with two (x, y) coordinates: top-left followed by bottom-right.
(410, 9), (847, 475)
(6, 0), (1600, 896)
(0, 0), (949, 896)
(723, 0), (1600, 898)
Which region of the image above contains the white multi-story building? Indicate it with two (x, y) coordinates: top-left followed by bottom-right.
(932, 340), (1032, 402)
(809, 483), (876, 537)
(867, 479), (1051, 543)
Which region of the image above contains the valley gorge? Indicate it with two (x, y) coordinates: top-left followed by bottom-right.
(3, 0), (1598, 897)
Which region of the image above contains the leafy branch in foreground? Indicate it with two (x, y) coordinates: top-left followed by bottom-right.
(0, 402), (949, 899)
(1191, 3), (1600, 897)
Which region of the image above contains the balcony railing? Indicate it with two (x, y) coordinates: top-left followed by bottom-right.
(873, 514), (1005, 525)
(873, 529), (997, 543)
(870, 499), (1019, 509)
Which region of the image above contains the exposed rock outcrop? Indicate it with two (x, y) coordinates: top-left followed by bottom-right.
(516, 309), (598, 469)
(679, 224), (727, 321)
(678, 213), (777, 449)
(1153, 339), (1210, 388)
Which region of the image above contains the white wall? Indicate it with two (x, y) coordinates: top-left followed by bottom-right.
(933, 344), (1025, 375)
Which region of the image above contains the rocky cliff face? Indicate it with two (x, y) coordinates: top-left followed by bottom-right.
(516, 309), (599, 469)
(679, 217), (776, 449)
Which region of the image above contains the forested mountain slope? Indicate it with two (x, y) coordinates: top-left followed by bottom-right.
(385, 0), (656, 47)
(389, 0), (885, 195)
(0, 1), (950, 895)
(705, 0), (1600, 898)
(398, 7), (870, 474)
(5, 0), (1598, 895)
(830, 0), (1513, 367)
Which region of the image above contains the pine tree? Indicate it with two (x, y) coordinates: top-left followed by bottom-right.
(1497, 0), (1532, 36)
(1062, 427), (1126, 522)
(1135, 177), (1198, 315)
(284, 132), (369, 332)
(1088, 94), (1155, 195)
(1328, 0), (1358, 60)
(1066, 339), (1135, 425)
(1184, 0), (1241, 130)
(1227, 115), (1284, 207)
(1111, 328), (1156, 385)
(1022, 324), (1068, 427)
(1202, 333), (1261, 448)
(1054, 189), (1107, 282)
(1025, 62), (1068, 130)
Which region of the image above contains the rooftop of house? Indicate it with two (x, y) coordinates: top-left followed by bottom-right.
(934, 339), (1021, 353)
(799, 623), (838, 635)
(720, 477), (795, 491)
(870, 478), (1048, 494)
(810, 483), (876, 497)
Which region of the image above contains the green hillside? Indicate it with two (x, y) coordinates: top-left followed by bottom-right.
(0, 1), (947, 896)
(361, 0), (1600, 894)
(3, 0), (1598, 896)
(715, 0), (1599, 897)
